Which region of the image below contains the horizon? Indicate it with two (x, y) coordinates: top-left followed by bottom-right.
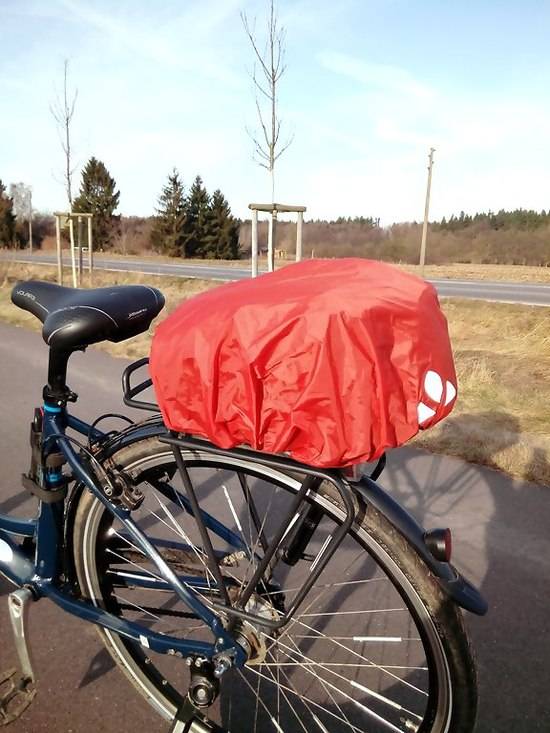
(2, 0), (550, 224)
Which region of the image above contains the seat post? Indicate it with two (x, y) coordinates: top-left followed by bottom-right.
(43, 348), (76, 406)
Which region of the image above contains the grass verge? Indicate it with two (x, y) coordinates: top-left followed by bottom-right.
(1, 262), (548, 485)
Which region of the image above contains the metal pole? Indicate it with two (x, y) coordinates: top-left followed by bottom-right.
(55, 215), (63, 285)
(69, 217), (77, 288)
(296, 211), (303, 262)
(419, 147), (435, 277)
(87, 216), (93, 286)
(28, 191), (33, 255)
(251, 209), (258, 278)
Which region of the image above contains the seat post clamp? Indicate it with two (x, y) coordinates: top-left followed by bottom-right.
(42, 385), (78, 408)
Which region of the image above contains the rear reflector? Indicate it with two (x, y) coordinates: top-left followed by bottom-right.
(424, 528), (452, 563)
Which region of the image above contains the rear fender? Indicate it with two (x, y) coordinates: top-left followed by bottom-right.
(351, 475), (488, 616)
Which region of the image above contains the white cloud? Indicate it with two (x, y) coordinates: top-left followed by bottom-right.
(58, 0), (243, 86)
(319, 52), (435, 100)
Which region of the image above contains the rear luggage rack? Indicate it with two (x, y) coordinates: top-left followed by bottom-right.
(122, 358), (159, 412)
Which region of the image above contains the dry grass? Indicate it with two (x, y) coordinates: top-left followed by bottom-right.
(0, 261), (216, 360)
(412, 299), (550, 484)
(1, 262), (549, 484)
(400, 262), (550, 283)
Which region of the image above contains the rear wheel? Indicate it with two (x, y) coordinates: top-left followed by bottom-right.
(73, 437), (477, 732)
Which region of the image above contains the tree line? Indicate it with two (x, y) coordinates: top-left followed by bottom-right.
(435, 209), (550, 232)
(0, 159), (240, 259)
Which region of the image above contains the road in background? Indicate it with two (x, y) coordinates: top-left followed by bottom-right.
(6, 252), (550, 306)
(1, 323), (549, 731)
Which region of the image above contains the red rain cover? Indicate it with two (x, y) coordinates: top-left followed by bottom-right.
(149, 259), (457, 467)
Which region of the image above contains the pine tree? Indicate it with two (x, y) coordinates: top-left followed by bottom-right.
(73, 157), (120, 250)
(183, 175), (210, 258)
(204, 190), (240, 259)
(150, 169), (187, 256)
(0, 180), (16, 247)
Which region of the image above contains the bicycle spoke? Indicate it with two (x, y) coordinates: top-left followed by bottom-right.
(269, 643), (358, 733)
(259, 637), (409, 733)
(286, 618), (428, 697)
(243, 665), (371, 733)
(272, 634), (424, 722)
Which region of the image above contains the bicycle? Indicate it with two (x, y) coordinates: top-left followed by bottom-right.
(0, 278), (487, 733)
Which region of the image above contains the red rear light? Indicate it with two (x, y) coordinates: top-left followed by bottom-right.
(424, 528), (452, 563)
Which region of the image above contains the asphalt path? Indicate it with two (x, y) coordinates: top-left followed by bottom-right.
(7, 252), (550, 306)
(0, 323), (549, 731)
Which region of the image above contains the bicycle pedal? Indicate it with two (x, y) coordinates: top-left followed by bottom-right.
(0, 668), (36, 726)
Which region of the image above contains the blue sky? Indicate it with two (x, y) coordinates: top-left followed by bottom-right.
(1, 0), (549, 223)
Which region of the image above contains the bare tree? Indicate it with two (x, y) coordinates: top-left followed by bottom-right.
(241, 0), (293, 202)
(50, 59), (78, 209)
(9, 183), (33, 252)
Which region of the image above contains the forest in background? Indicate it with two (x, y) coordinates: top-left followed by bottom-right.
(3, 177), (550, 267)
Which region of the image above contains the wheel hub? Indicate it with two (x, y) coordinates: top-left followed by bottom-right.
(236, 594), (280, 666)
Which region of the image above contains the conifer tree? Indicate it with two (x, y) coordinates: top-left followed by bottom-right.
(183, 175), (210, 258)
(73, 157), (120, 250)
(0, 180), (16, 247)
(150, 169), (187, 256)
(204, 190), (240, 259)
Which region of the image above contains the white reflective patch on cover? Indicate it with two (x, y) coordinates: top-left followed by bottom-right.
(445, 381), (456, 405)
(417, 402), (436, 425)
(0, 539), (14, 564)
(424, 370), (443, 402)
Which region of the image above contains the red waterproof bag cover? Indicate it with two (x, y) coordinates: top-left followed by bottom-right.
(150, 259), (457, 467)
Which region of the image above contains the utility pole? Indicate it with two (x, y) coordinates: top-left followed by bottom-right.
(419, 147), (435, 277)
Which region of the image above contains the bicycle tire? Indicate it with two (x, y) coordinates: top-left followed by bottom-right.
(72, 436), (477, 733)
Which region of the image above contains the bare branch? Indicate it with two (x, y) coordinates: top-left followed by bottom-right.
(255, 97), (271, 151)
(252, 67), (272, 102)
(241, 0), (293, 200)
(274, 133), (294, 162)
(50, 59), (78, 208)
(241, 11), (271, 80)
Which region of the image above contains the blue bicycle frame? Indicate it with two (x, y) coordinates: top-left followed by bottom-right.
(0, 383), (487, 678)
(0, 402), (247, 667)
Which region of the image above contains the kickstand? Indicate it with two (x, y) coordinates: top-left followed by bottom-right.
(168, 697), (224, 733)
(0, 589), (36, 726)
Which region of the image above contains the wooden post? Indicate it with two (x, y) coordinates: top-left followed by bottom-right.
(77, 216), (83, 286)
(267, 209), (277, 272)
(55, 215), (63, 285)
(419, 147), (435, 277)
(87, 216), (93, 286)
(251, 209), (258, 278)
(28, 191), (33, 255)
(296, 210), (303, 262)
(267, 212), (273, 273)
(68, 218), (77, 288)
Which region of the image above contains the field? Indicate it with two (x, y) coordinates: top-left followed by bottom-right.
(1, 260), (549, 485)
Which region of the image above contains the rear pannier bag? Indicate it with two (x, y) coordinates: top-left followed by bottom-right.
(149, 258), (457, 467)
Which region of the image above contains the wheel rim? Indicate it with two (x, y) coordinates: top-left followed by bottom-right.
(78, 449), (452, 733)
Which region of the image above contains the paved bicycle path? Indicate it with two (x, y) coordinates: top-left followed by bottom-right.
(0, 322), (548, 732)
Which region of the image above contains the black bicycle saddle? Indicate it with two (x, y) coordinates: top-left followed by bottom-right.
(11, 280), (165, 351)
